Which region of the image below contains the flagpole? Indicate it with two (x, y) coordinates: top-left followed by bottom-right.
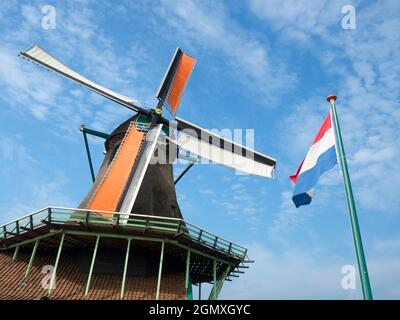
(327, 94), (373, 300)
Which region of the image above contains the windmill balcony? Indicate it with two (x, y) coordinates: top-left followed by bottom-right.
(0, 207), (250, 300)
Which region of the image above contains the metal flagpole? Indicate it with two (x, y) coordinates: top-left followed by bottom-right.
(327, 94), (373, 300)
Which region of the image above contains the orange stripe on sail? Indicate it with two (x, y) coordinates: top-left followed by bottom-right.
(88, 124), (145, 215)
(167, 53), (196, 114)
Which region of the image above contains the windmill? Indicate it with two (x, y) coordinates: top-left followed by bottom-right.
(0, 45), (277, 300)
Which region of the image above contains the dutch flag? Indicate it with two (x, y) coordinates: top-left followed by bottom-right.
(290, 111), (338, 207)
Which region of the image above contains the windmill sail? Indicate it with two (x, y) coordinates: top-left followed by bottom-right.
(19, 44), (141, 112)
(173, 117), (276, 178)
(87, 122), (145, 214)
(156, 47), (196, 114)
(118, 124), (163, 223)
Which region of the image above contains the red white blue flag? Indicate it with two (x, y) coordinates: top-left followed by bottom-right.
(290, 112), (338, 207)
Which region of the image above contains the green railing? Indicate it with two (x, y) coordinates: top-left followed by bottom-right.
(0, 207), (247, 260)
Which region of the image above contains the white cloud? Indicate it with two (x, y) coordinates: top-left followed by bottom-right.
(230, 183), (244, 191)
(21, 4), (38, 26)
(0, 2), (152, 227)
(0, 173), (74, 224)
(373, 239), (400, 253)
(331, 2), (400, 213)
(0, 135), (37, 164)
(267, 190), (313, 241)
(0, 2), (150, 142)
(220, 242), (400, 299)
(198, 188), (214, 195)
(249, 0), (361, 43)
(0, 137), (74, 224)
(0, 46), (63, 120)
(221, 242), (356, 299)
(259, 0), (400, 214)
(155, 0), (296, 101)
(250, 0), (328, 32)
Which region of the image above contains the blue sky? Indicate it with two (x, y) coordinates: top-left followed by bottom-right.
(0, 0), (399, 299)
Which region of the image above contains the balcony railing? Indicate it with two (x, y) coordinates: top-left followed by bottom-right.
(0, 207), (247, 260)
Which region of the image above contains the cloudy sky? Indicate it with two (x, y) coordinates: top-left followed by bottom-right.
(0, 0), (399, 299)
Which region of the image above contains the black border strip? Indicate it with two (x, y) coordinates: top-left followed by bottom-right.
(156, 48), (183, 102)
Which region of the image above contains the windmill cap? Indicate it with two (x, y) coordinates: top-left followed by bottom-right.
(326, 94), (337, 102)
